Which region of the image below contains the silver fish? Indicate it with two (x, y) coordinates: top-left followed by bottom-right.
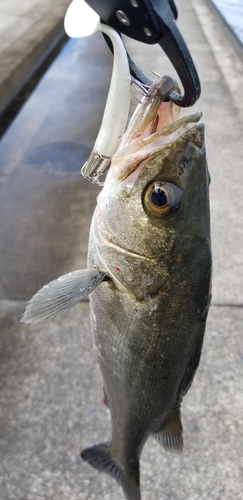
(22, 76), (212, 500)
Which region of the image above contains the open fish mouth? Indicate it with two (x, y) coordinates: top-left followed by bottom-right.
(112, 75), (202, 183)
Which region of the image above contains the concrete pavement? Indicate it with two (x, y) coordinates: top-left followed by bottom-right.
(1, 303), (242, 500)
(0, 0), (71, 116)
(0, 0), (243, 499)
(209, 0), (243, 55)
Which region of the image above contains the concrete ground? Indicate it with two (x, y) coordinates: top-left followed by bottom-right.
(0, 0), (243, 499)
(0, 0), (71, 115)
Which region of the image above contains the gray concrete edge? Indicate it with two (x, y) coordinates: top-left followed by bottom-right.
(205, 0), (243, 60)
(0, 18), (67, 116)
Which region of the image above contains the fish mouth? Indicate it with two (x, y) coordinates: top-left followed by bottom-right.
(112, 75), (202, 183)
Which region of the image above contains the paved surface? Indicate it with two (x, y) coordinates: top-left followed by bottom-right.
(209, 0), (243, 48)
(0, 0), (71, 115)
(0, 34), (109, 299)
(0, 0), (243, 499)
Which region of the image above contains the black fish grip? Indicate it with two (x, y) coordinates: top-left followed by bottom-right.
(84, 0), (201, 107)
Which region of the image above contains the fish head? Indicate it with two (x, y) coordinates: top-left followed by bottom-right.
(91, 77), (211, 300)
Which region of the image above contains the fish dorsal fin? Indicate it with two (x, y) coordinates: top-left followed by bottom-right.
(21, 269), (106, 324)
(154, 410), (183, 453)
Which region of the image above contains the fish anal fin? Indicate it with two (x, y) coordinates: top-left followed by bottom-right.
(21, 269), (106, 324)
(81, 443), (140, 500)
(154, 411), (183, 453)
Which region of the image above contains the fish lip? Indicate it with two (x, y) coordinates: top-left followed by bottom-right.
(112, 76), (202, 183)
(112, 112), (202, 184)
(118, 112), (202, 156)
(118, 75), (199, 151)
(118, 77), (181, 153)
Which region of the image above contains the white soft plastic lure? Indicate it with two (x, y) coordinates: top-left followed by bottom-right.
(65, 0), (131, 181)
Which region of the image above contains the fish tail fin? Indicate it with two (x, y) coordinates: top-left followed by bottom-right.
(81, 442), (140, 500)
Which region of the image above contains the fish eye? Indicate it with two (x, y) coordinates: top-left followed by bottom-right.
(151, 187), (168, 207)
(143, 181), (182, 217)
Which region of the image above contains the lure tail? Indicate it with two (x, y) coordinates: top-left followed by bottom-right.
(81, 442), (140, 500)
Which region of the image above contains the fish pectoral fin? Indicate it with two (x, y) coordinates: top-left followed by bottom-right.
(81, 443), (140, 500)
(154, 410), (183, 453)
(21, 269), (106, 324)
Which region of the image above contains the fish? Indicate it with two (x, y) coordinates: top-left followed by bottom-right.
(21, 75), (212, 500)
